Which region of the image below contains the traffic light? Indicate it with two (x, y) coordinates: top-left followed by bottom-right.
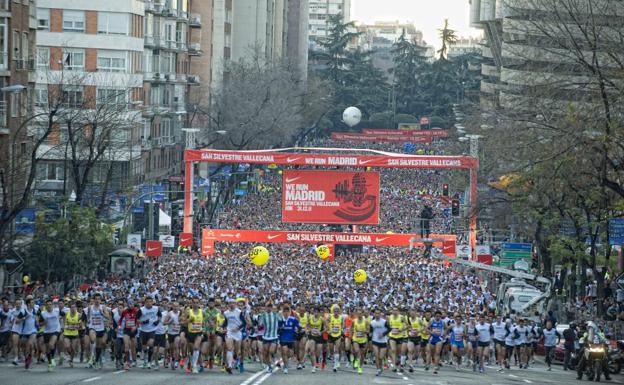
(442, 184), (449, 197)
(451, 199), (460, 217)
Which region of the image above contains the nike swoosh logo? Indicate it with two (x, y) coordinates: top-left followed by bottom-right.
(286, 157), (302, 163)
(222, 234), (234, 237)
(375, 237), (389, 242)
(267, 234), (280, 240)
(358, 159), (375, 165)
(181, 237), (191, 242)
(147, 247), (159, 252)
(285, 177), (301, 183)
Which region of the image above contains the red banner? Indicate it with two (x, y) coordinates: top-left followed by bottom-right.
(201, 229), (214, 256)
(282, 170), (380, 224)
(145, 240), (162, 257)
(179, 232), (193, 247)
(331, 132), (432, 143)
(362, 128), (449, 138)
(185, 150), (476, 169)
(202, 228), (455, 249)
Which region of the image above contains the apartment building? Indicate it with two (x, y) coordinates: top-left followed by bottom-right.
(32, 0), (201, 200)
(308, 0), (350, 49)
(0, 0), (37, 208)
(34, 0), (144, 199)
(142, 0), (200, 183)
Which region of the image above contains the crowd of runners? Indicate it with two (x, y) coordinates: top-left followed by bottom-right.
(0, 253), (564, 376)
(0, 138), (572, 377)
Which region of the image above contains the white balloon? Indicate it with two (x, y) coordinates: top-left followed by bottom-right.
(342, 106), (362, 127)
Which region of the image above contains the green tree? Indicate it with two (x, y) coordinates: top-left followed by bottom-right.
(311, 14), (361, 84)
(390, 31), (428, 116)
(25, 205), (114, 282)
(437, 19), (458, 60)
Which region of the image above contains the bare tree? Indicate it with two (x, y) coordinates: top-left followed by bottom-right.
(193, 53), (326, 150)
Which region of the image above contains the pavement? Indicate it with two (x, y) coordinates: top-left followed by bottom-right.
(1, 360), (623, 385)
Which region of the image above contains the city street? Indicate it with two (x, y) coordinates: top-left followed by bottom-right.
(1, 361), (623, 385)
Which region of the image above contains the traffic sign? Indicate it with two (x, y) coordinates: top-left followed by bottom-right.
(500, 242), (532, 266)
(616, 272), (624, 290)
(609, 218), (624, 245)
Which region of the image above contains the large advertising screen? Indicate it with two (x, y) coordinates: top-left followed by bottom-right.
(282, 170), (380, 224)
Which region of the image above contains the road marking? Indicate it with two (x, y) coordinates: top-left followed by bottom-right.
(83, 377), (101, 383)
(523, 380), (533, 384)
(509, 374), (519, 378)
(113, 370), (125, 374)
(240, 370), (266, 385)
(251, 367), (280, 385)
(402, 376), (409, 380)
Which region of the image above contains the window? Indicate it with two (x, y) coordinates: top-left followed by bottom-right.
(10, 92), (18, 117)
(96, 87), (127, 106)
(37, 163), (65, 181)
(63, 10), (85, 32)
(37, 8), (50, 30)
(161, 118), (171, 138)
(0, 18), (7, 68)
(21, 32), (28, 61)
(150, 86), (161, 106)
(62, 49), (84, 70)
(97, 50), (126, 72)
(36, 47), (49, 69)
(35, 86), (48, 107)
(12, 30), (19, 60)
(62, 86), (84, 108)
(97, 12), (129, 35)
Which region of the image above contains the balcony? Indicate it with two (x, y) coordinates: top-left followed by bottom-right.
(146, 72), (165, 83)
(14, 58), (35, 71)
(187, 75), (200, 85)
(188, 42), (202, 56)
(164, 73), (176, 82)
(178, 10), (189, 21)
(162, 7), (178, 18)
(144, 35), (155, 48)
(145, 0), (164, 14)
(189, 14), (201, 28)
(141, 138), (152, 150)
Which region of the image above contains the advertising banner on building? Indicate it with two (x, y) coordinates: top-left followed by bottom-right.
(145, 240), (162, 257)
(282, 170), (380, 224)
(201, 228), (214, 256)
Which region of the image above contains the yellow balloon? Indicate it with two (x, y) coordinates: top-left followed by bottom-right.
(23, 275), (30, 284)
(249, 246), (270, 266)
(353, 269), (367, 283)
(316, 245), (330, 260)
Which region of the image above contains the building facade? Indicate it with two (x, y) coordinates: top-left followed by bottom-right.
(447, 36), (482, 60)
(31, 0), (201, 203)
(0, 0), (37, 209)
(308, 0), (350, 49)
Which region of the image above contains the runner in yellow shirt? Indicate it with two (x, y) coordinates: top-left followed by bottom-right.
(351, 309), (369, 374)
(327, 304), (344, 372)
(63, 302), (81, 367)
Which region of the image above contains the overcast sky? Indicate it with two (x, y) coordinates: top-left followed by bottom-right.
(351, 0), (482, 48)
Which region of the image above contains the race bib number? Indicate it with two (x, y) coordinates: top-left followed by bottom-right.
(191, 322), (202, 332)
(125, 319), (135, 328)
(170, 324), (181, 334)
(91, 317), (103, 326)
(66, 324), (78, 330)
(311, 328), (320, 335)
(391, 328), (399, 334)
(356, 331), (365, 338)
(331, 326), (340, 333)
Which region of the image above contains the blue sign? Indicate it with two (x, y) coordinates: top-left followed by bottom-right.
(501, 243), (532, 251)
(132, 207), (144, 214)
(15, 208), (36, 235)
(609, 218), (624, 245)
(234, 189), (247, 196)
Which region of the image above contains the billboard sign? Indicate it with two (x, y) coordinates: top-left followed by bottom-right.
(159, 234), (175, 248)
(145, 240), (162, 257)
(282, 170), (380, 224)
